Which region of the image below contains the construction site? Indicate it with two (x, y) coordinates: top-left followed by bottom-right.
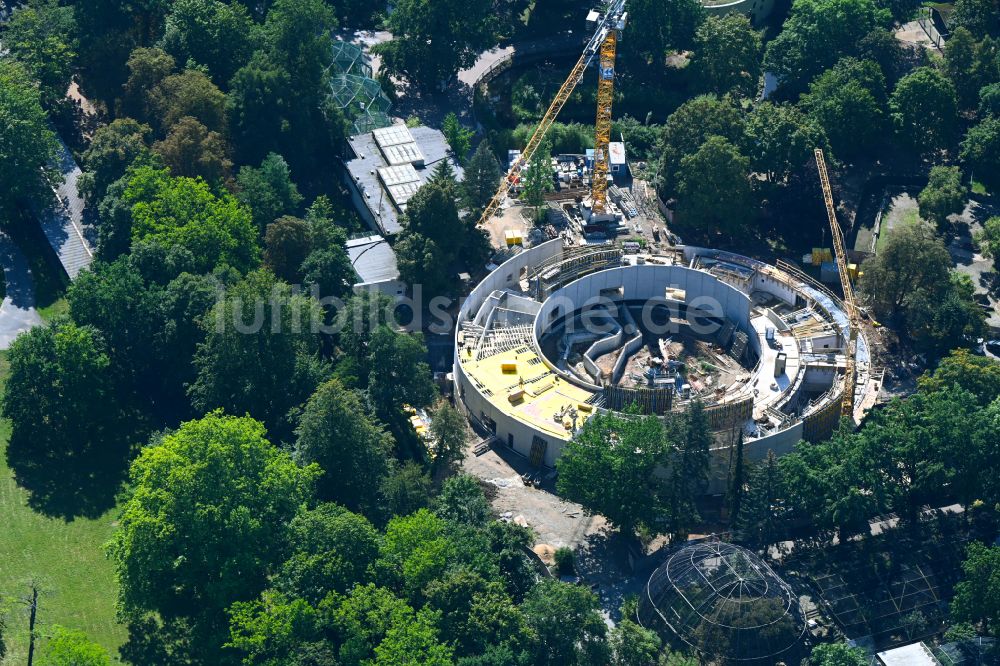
(455, 239), (878, 488)
(454, 1), (882, 488)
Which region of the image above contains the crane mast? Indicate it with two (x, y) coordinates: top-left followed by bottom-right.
(814, 148), (858, 418)
(475, 1), (628, 227)
(591, 27), (619, 215)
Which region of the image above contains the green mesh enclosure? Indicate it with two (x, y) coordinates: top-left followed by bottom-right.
(327, 40), (393, 135)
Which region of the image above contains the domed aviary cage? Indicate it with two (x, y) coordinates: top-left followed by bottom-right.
(638, 541), (807, 665)
(326, 40), (393, 135)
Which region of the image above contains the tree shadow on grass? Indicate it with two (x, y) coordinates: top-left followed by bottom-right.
(5, 431), (130, 520)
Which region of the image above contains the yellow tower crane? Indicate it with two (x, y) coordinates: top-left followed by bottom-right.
(814, 148), (859, 418)
(475, 1), (628, 227)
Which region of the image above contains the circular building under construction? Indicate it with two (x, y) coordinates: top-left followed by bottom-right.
(453, 238), (875, 488)
(638, 541), (808, 664)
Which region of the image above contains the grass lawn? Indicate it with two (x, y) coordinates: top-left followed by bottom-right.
(877, 205), (921, 253)
(37, 297), (69, 323)
(0, 351), (125, 664)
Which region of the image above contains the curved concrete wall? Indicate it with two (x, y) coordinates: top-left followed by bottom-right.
(455, 241), (852, 472)
(531, 264), (752, 389)
(702, 0), (775, 25)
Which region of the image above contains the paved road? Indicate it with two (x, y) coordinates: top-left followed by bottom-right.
(0, 231), (43, 350)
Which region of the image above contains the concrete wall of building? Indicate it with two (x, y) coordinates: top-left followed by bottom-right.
(456, 241), (828, 475)
(703, 0), (776, 26)
(454, 240), (568, 467)
(533, 264), (752, 352)
(353, 279), (406, 300)
(343, 171), (379, 232)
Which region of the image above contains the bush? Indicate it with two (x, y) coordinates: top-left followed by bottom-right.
(554, 547), (575, 575)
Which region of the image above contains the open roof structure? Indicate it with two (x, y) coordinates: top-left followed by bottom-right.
(326, 40), (393, 135)
(639, 541), (808, 664)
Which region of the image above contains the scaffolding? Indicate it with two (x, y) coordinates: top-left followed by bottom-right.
(326, 40), (393, 135)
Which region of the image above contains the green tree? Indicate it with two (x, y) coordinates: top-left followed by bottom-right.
(376, 0), (497, 89)
(808, 642), (869, 666)
(667, 400), (712, 540)
(226, 0), (347, 181)
(949, 0), (1000, 38)
(692, 14), (762, 98)
(227, 588), (330, 665)
(800, 58), (887, 160)
(372, 607), (454, 665)
(521, 579), (609, 665)
(302, 245), (356, 302)
(557, 413), (670, 538)
(979, 82), (1000, 116)
(395, 172), (468, 296)
(158, 271), (221, 413)
(951, 543), (1000, 634)
(745, 102), (825, 183)
(521, 139), (553, 221)
(73, 0), (170, 104)
(857, 29), (907, 84)
(2, 321), (129, 518)
(3, 0), (77, 109)
(381, 461), (434, 518)
(904, 272), (986, 355)
(264, 216), (312, 282)
(443, 112), (475, 163)
(975, 216), (1000, 270)
(858, 221), (952, 319)
(961, 116), (1000, 189)
(41, 626), (112, 666)
(152, 116), (232, 183)
(429, 404), (468, 474)
(120, 47), (177, 121)
(862, 245), (986, 354)
(0, 60), (59, 213)
(236, 152), (304, 233)
(78, 119), (156, 209)
(919, 348), (1000, 404)
(943, 28), (995, 110)
(109, 412), (320, 665)
(160, 0), (259, 86)
(434, 474), (491, 526)
(149, 68), (228, 134)
(276, 504), (379, 602)
(294, 379), (393, 514)
(676, 136), (753, 233)
(890, 67), (960, 155)
(378, 509), (468, 601)
(918, 166), (968, 226)
(125, 166), (259, 273)
(738, 450), (784, 547)
(367, 326), (437, 418)
(763, 0), (890, 92)
(610, 616), (661, 666)
(67, 258), (167, 398)
(657, 95), (744, 198)
(463, 141), (503, 215)
(395, 232), (447, 297)
(625, 0), (705, 59)
(190, 270), (329, 439)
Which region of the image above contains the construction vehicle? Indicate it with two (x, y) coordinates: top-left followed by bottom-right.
(814, 148), (859, 418)
(477, 1), (628, 227)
